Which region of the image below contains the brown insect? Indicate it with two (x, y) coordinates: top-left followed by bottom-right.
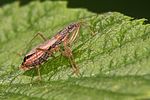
(20, 22), (83, 79)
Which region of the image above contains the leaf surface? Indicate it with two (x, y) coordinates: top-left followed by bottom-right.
(0, 1), (150, 100)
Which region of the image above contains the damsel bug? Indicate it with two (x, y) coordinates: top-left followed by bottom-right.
(20, 21), (84, 79)
(19, 15), (97, 80)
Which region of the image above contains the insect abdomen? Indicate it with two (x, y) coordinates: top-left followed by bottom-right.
(32, 52), (49, 66)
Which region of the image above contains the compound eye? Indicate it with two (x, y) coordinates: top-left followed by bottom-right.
(68, 24), (74, 29)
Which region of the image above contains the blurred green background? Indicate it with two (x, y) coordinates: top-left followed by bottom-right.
(0, 0), (150, 100)
(0, 0), (150, 22)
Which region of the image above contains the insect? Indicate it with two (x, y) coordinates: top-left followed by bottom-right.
(20, 21), (83, 79)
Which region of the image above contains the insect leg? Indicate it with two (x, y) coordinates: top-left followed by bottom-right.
(29, 32), (47, 44)
(36, 48), (52, 54)
(33, 50), (42, 80)
(60, 40), (79, 75)
(65, 46), (79, 75)
(36, 66), (42, 80)
(36, 48), (57, 58)
(68, 24), (80, 45)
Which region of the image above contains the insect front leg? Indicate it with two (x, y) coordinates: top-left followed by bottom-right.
(68, 24), (80, 45)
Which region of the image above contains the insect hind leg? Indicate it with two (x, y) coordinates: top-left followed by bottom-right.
(29, 32), (47, 44)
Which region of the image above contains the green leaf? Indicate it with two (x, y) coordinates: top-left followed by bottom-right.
(0, 1), (150, 100)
